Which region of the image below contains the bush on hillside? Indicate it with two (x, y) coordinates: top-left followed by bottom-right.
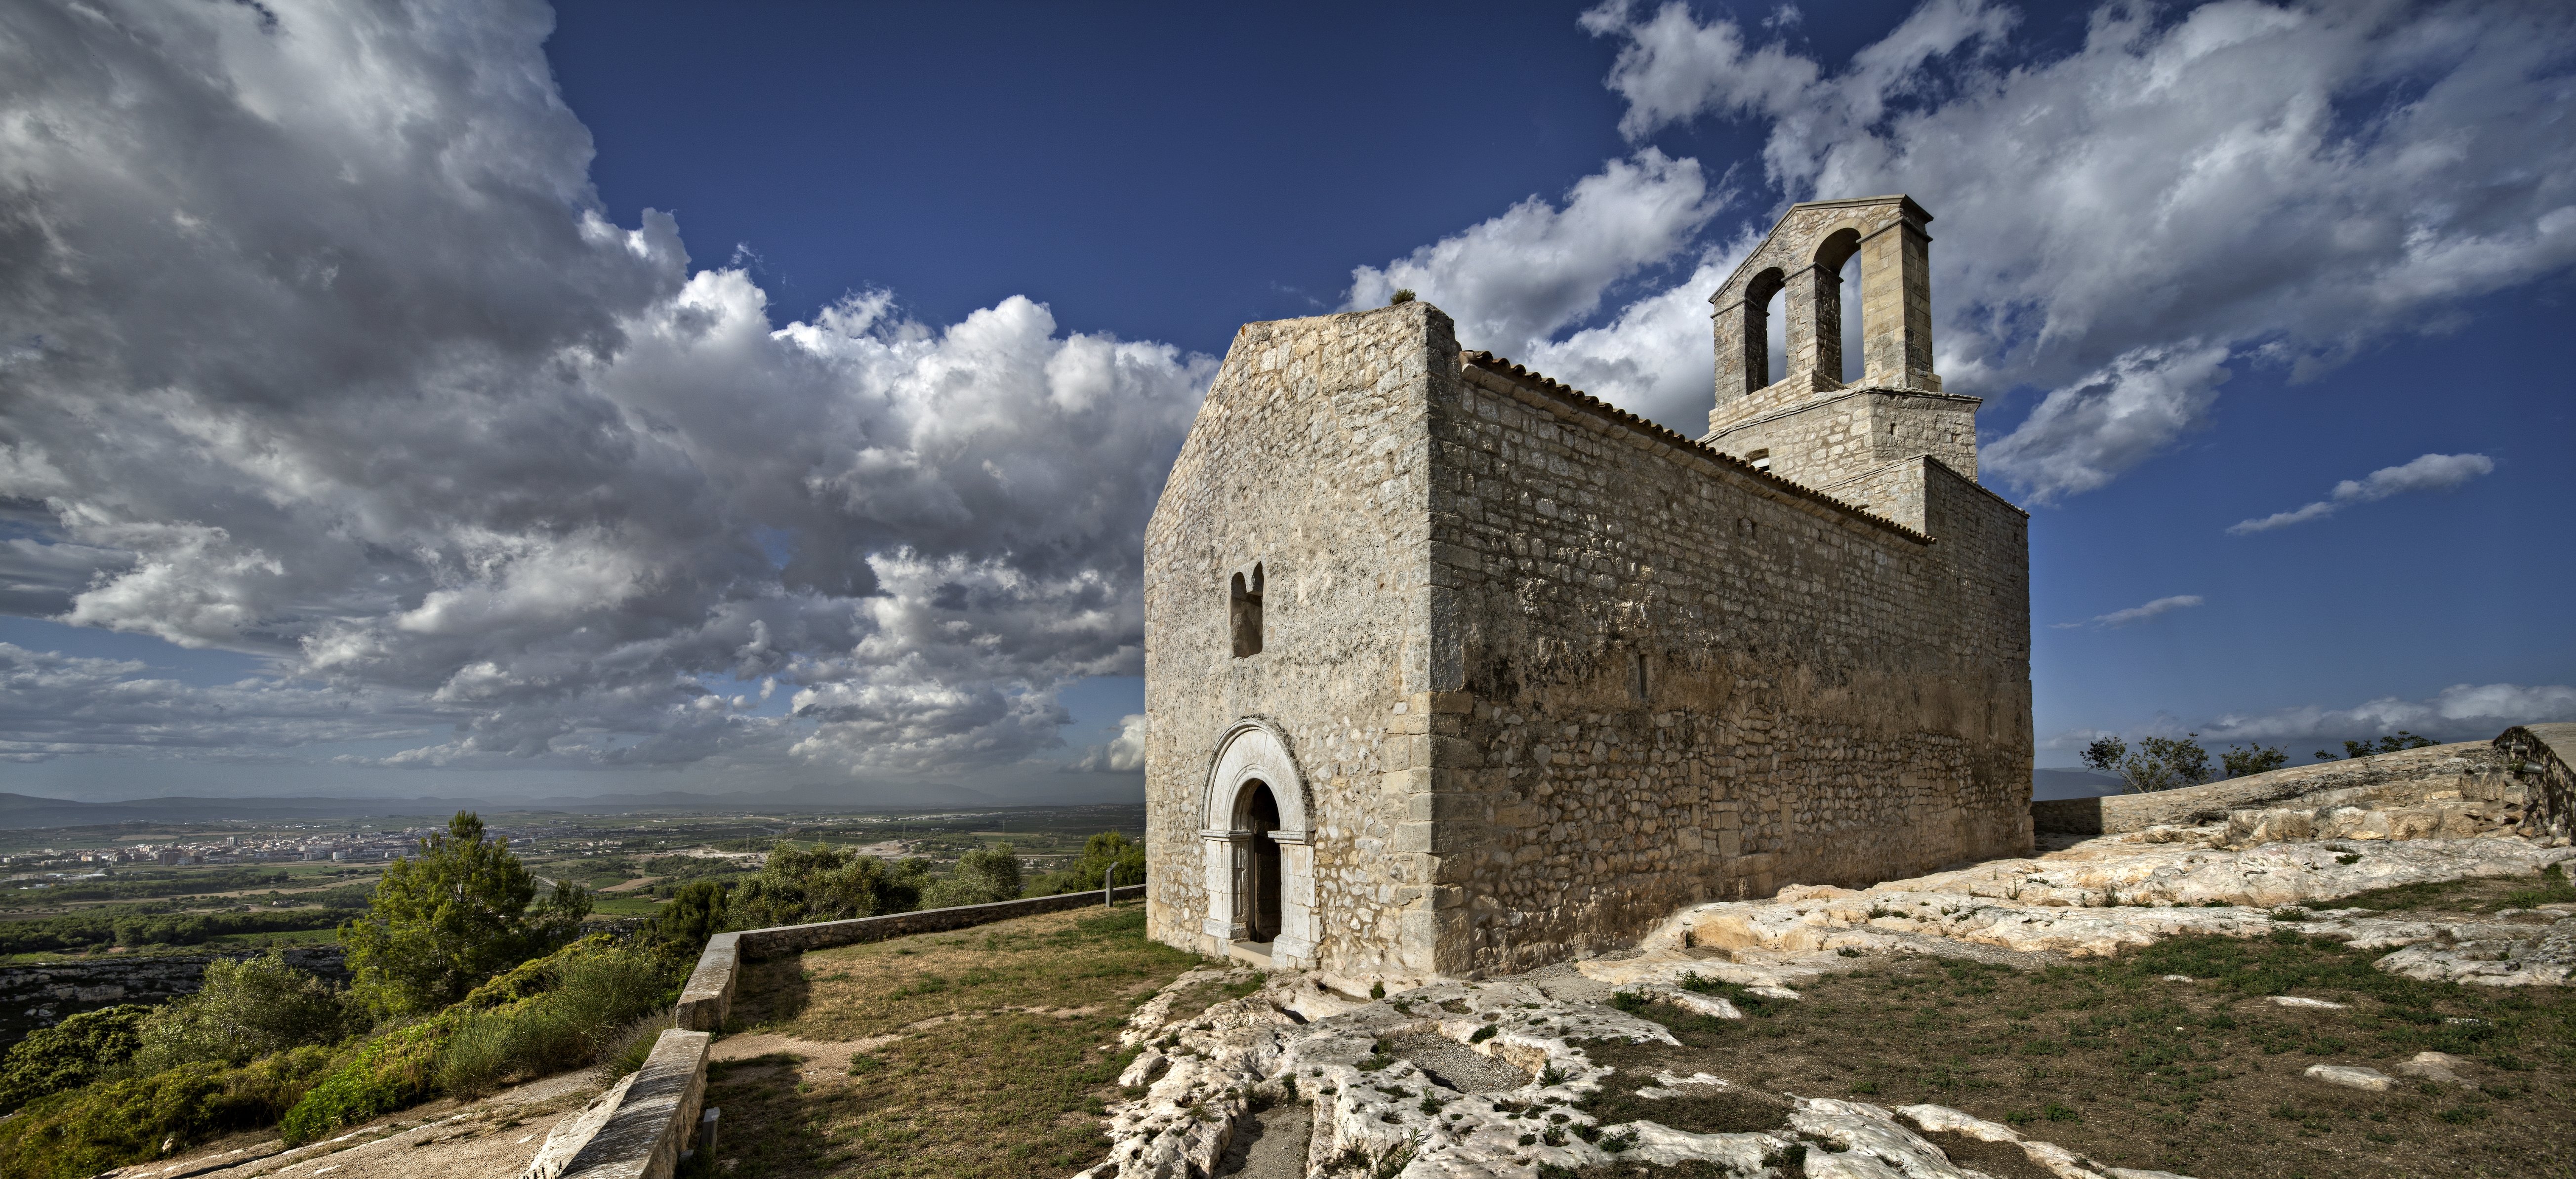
(131, 951), (364, 1071)
(2222, 742), (2290, 779)
(729, 844), (928, 928)
(280, 935), (674, 1142)
(0, 1045), (334, 1179)
(1027, 832), (1146, 896)
(432, 940), (670, 1096)
(277, 1018), (451, 1146)
(920, 843), (1023, 909)
(0, 1004), (150, 1115)
(340, 811), (592, 1016)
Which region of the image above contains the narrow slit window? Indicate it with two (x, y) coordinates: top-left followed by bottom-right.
(1630, 651), (1649, 702)
(1229, 564), (1264, 657)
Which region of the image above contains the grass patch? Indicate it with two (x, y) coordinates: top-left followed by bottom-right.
(2333, 863), (2575, 915)
(1578, 935), (2576, 1179)
(705, 902), (1198, 1177)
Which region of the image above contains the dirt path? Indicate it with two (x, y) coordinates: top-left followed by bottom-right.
(109, 1067), (610, 1179)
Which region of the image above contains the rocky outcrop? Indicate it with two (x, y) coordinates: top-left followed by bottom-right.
(1082, 965), (2184, 1179)
(2031, 741), (2527, 836)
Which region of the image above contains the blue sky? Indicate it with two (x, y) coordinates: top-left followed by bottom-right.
(0, 0), (2568, 803)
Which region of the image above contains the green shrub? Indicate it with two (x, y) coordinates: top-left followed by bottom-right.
(0, 1004), (150, 1115)
(729, 844), (927, 928)
(431, 943), (668, 1096)
(600, 1013), (670, 1080)
(0, 1047), (336, 1179)
(132, 951), (362, 1071)
(920, 843), (1023, 909)
(279, 1016), (451, 1145)
(1026, 832), (1146, 897)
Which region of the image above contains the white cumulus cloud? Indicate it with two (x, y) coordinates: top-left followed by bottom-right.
(0, 0), (1209, 784)
(1069, 713), (1147, 774)
(2227, 452), (2495, 533)
(2051, 594), (2205, 630)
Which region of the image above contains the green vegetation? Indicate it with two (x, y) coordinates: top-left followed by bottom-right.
(730, 844), (932, 928)
(0, 904), (360, 955)
(1026, 832), (1146, 896)
(2082, 734), (2216, 793)
(2223, 742), (2290, 778)
(340, 812), (592, 1016)
(0, 1005), (149, 1114)
(0, 812), (694, 1179)
(0, 1045), (336, 1179)
(2316, 732), (2439, 760)
(1, 867), (299, 904)
(132, 951), (366, 1072)
(919, 843), (1022, 909)
(0, 811), (1156, 1177)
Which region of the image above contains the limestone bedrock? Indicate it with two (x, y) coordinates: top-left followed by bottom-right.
(1624, 832), (2576, 971)
(1085, 962), (2185, 1179)
(1082, 829), (2573, 1177)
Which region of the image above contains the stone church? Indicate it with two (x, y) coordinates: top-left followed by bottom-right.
(1143, 196), (2032, 982)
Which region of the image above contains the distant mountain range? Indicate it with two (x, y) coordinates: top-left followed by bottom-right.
(2032, 768), (2127, 801)
(0, 780), (1026, 830)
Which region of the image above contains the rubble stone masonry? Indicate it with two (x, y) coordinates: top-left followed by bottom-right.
(1147, 196), (2032, 983)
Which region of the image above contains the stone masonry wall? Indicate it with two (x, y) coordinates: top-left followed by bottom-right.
(1143, 303), (1451, 978)
(1704, 388), (1981, 491)
(1419, 356), (2032, 977)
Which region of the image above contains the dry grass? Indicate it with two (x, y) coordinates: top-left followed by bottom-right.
(703, 902), (1201, 1178)
(1572, 927), (2575, 1179)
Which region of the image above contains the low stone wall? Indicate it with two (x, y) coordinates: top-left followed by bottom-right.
(2498, 723), (2576, 841)
(2029, 741), (2502, 835)
(522, 1028), (710, 1179)
(675, 885), (1146, 1032)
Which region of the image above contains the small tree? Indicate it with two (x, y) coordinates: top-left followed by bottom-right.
(1389, 288), (1417, 305)
(340, 811), (591, 1016)
(655, 879), (731, 949)
(2079, 736), (2126, 777)
(2084, 733), (2214, 793)
(922, 843), (1024, 909)
(133, 951), (362, 1070)
(2340, 732), (2436, 758)
(2221, 742), (2289, 779)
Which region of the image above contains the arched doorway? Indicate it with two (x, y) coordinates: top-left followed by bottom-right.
(1199, 719), (1315, 966)
(1235, 781), (1283, 943)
